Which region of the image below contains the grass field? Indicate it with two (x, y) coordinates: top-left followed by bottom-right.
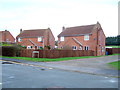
(108, 61), (120, 70)
(1, 56), (102, 62)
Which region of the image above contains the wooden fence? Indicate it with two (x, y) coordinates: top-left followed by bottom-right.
(106, 48), (120, 55)
(20, 49), (95, 58)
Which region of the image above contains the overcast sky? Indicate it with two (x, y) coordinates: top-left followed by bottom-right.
(0, 0), (118, 40)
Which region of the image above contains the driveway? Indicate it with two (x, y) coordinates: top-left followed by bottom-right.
(1, 55), (120, 77)
(45, 55), (119, 69)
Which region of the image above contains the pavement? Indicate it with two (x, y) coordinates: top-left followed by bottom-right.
(1, 55), (120, 78)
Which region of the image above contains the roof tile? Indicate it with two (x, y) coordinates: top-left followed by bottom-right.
(58, 24), (96, 37)
(17, 29), (48, 38)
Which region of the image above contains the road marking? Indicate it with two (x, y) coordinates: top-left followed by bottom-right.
(105, 77), (108, 78)
(109, 79), (117, 83)
(0, 60), (53, 70)
(49, 68), (53, 69)
(9, 76), (15, 79)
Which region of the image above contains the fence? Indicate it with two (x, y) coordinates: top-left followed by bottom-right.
(20, 49), (95, 58)
(106, 48), (120, 55)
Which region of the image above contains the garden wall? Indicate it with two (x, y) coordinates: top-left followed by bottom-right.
(20, 49), (95, 58)
(106, 48), (120, 55)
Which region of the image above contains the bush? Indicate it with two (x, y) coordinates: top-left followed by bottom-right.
(2, 46), (19, 57)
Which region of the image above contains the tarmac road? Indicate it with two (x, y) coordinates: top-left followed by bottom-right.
(1, 61), (119, 88)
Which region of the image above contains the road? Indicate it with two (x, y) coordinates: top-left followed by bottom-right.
(1, 61), (118, 88)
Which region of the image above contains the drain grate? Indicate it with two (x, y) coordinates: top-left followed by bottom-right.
(41, 68), (45, 71)
(2, 62), (13, 64)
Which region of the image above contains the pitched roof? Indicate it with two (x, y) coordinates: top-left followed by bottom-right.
(17, 29), (48, 38)
(58, 24), (96, 37)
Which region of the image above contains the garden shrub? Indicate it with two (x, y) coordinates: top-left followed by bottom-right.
(2, 46), (19, 57)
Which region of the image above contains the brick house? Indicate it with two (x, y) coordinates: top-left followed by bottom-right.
(58, 22), (106, 56)
(0, 30), (15, 43)
(16, 28), (55, 49)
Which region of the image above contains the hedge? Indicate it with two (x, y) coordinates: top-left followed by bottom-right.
(2, 46), (19, 57)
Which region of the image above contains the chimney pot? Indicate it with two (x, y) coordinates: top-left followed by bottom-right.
(62, 26), (65, 32)
(20, 29), (22, 33)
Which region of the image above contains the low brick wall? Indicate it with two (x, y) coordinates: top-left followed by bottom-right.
(20, 49), (95, 58)
(106, 48), (120, 55)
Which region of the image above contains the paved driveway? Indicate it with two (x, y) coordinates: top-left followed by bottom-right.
(45, 55), (119, 69)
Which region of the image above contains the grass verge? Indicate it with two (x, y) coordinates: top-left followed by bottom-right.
(106, 46), (120, 48)
(1, 56), (102, 62)
(108, 61), (120, 70)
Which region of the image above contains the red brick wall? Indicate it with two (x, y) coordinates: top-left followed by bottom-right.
(48, 29), (55, 49)
(0, 31), (15, 43)
(58, 35), (97, 51)
(17, 37), (44, 48)
(16, 29), (55, 49)
(20, 49), (95, 58)
(58, 29), (105, 56)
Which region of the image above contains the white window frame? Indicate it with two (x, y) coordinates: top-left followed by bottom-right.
(60, 36), (64, 41)
(84, 35), (89, 41)
(27, 46), (32, 49)
(72, 46), (77, 50)
(79, 46), (82, 50)
(38, 37), (42, 42)
(102, 47), (105, 52)
(85, 46), (89, 50)
(18, 38), (22, 42)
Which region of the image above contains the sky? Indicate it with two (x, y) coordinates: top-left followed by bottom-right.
(0, 0), (118, 40)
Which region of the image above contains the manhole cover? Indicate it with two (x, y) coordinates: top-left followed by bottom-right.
(2, 62), (13, 64)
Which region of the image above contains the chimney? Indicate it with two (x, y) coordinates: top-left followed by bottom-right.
(62, 26), (65, 32)
(48, 27), (50, 30)
(20, 28), (22, 33)
(4, 30), (7, 42)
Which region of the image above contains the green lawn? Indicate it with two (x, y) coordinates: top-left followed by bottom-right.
(108, 61), (120, 70)
(106, 46), (120, 48)
(1, 44), (12, 46)
(1, 56), (102, 62)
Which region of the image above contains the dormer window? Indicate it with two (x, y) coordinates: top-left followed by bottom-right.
(38, 37), (42, 42)
(84, 35), (89, 41)
(18, 38), (22, 42)
(60, 36), (64, 41)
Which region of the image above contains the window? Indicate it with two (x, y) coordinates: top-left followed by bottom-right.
(38, 46), (43, 50)
(102, 47), (105, 52)
(60, 36), (64, 41)
(27, 46), (32, 49)
(18, 38), (22, 42)
(61, 46), (63, 49)
(72, 46), (77, 50)
(38, 37), (42, 42)
(85, 46), (89, 50)
(79, 46), (82, 50)
(84, 35), (89, 41)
